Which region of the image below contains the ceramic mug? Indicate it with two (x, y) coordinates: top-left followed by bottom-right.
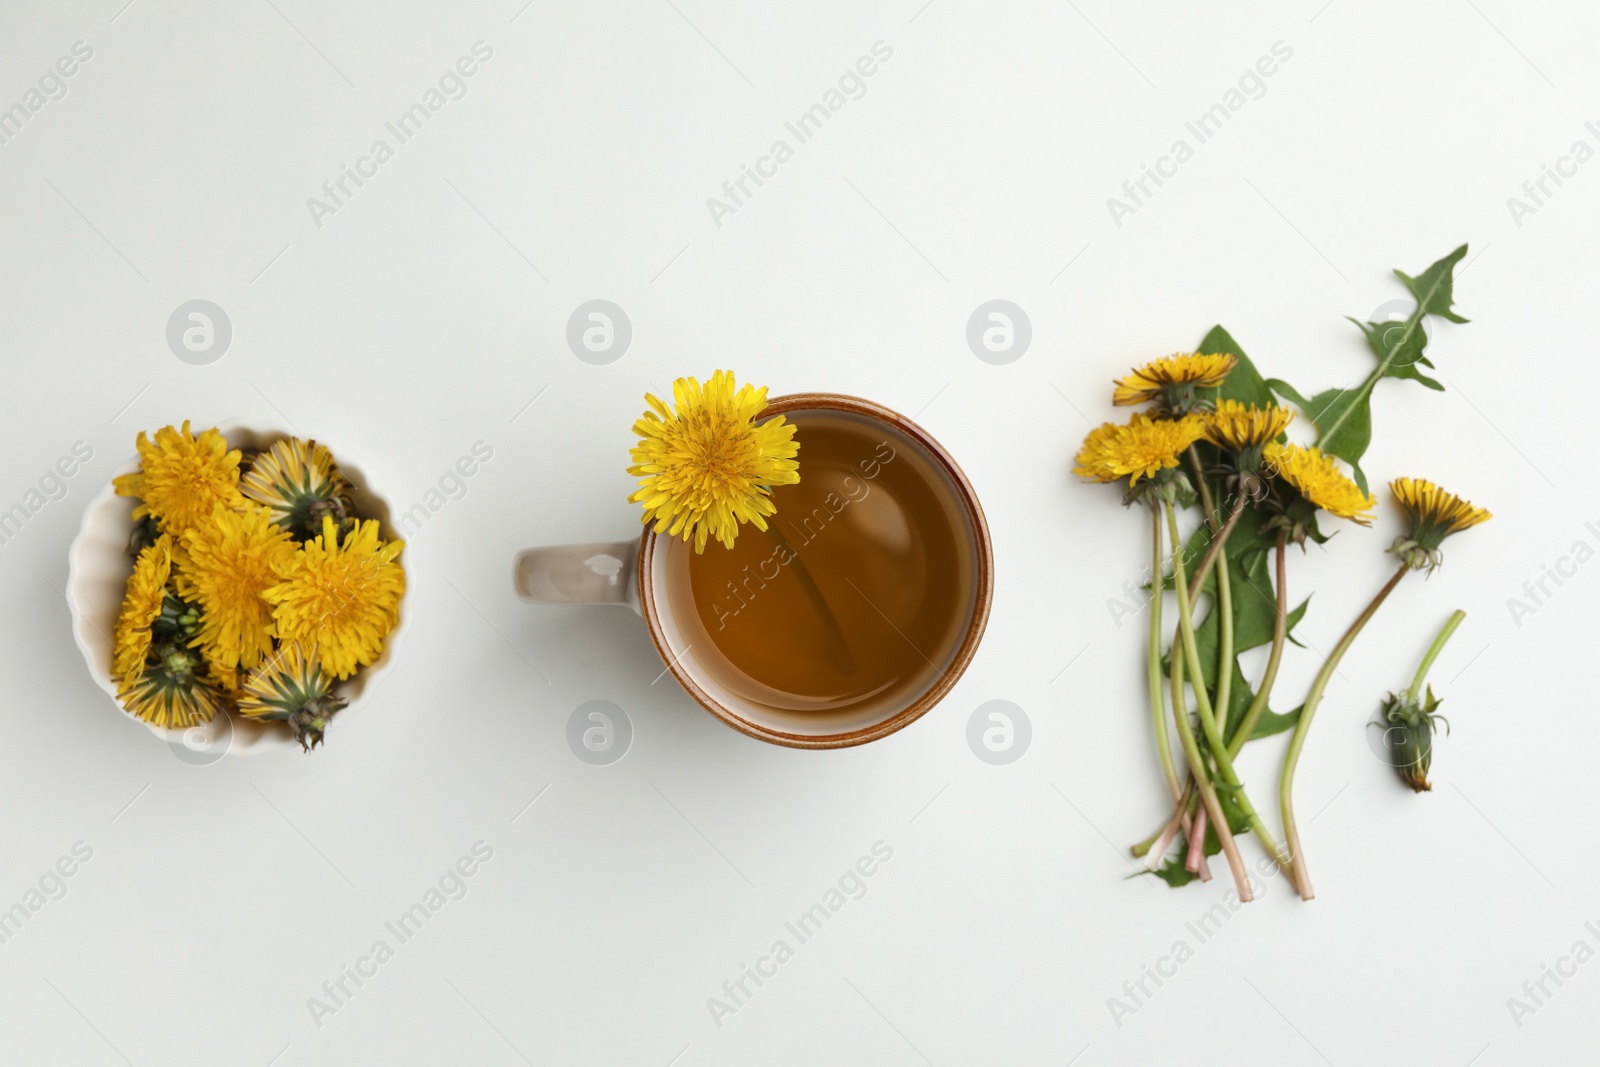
(514, 393), (993, 748)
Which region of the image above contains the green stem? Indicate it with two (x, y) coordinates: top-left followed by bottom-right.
(1280, 561), (1411, 900)
(1228, 532), (1288, 758)
(1214, 510), (1236, 731)
(1317, 304), (1426, 449)
(1187, 490), (1247, 604)
(1148, 505), (1182, 804)
(1165, 492), (1294, 881)
(762, 523), (856, 675)
(1183, 445), (1230, 600)
(1167, 603), (1253, 900)
(1132, 783), (1196, 857)
(1132, 783), (1197, 857)
(1188, 445), (1220, 532)
(1407, 610), (1466, 705)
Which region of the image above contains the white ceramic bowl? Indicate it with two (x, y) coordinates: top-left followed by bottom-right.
(65, 422), (410, 757)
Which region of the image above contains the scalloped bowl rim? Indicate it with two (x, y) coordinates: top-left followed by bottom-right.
(64, 421), (412, 756)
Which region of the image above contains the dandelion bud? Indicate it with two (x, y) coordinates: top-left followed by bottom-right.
(1373, 687), (1447, 792)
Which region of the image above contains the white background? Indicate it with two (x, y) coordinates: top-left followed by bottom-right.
(0, 1), (1594, 1064)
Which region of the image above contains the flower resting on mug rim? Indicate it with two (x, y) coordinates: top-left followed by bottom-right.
(627, 370), (800, 552)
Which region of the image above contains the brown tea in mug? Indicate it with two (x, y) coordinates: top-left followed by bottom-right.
(667, 409), (978, 723)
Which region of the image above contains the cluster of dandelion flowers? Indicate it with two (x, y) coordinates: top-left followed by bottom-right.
(113, 422), (244, 534)
(106, 425), (405, 747)
(1074, 412), (1207, 488)
(241, 436), (353, 540)
(1263, 442), (1377, 526)
(628, 370), (800, 552)
(1112, 352), (1238, 410)
(264, 516), (406, 680)
(175, 504), (297, 673)
(1390, 477), (1491, 572)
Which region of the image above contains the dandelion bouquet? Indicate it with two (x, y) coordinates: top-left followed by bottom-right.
(108, 423), (404, 751)
(1078, 247), (1490, 900)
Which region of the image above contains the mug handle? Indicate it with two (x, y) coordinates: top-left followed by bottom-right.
(513, 540), (640, 613)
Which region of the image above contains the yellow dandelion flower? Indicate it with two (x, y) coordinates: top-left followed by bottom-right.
(1113, 353), (1238, 407)
(627, 370), (800, 552)
(237, 642), (347, 751)
(206, 659), (247, 696)
(116, 651), (225, 730)
(240, 437), (353, 540)
(1264, 442), (1376, 524)
(1204, 399), (1295, 451)
(1075, 413), (1206, 487)
(1072, 421), (1124, 483)
(1391, 478), (1492, 541)
(111, 534), (174, 682)
(174, 504), (298, 672)
(1389, 478), (1490, 572)
(113, 422), (244, 534)
(264, 517), (405, 680)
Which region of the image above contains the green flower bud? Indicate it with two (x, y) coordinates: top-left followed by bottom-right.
(1372, 686), (1448, 792)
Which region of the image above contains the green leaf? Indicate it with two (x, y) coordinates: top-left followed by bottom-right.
(1396, 243), (1470, 323)
(1266, 378), (1375, 492)
(1197, 325), (1276, 408)
(1355, 318), (1443, 391)
(1212, 784), (1250, 836)
(1266, 244), (1469, 493)
(1138, 855), (1200, 888)
(1250, 704), (1303, 740)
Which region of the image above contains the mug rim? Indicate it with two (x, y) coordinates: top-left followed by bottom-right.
(636, 392), (994, 749)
